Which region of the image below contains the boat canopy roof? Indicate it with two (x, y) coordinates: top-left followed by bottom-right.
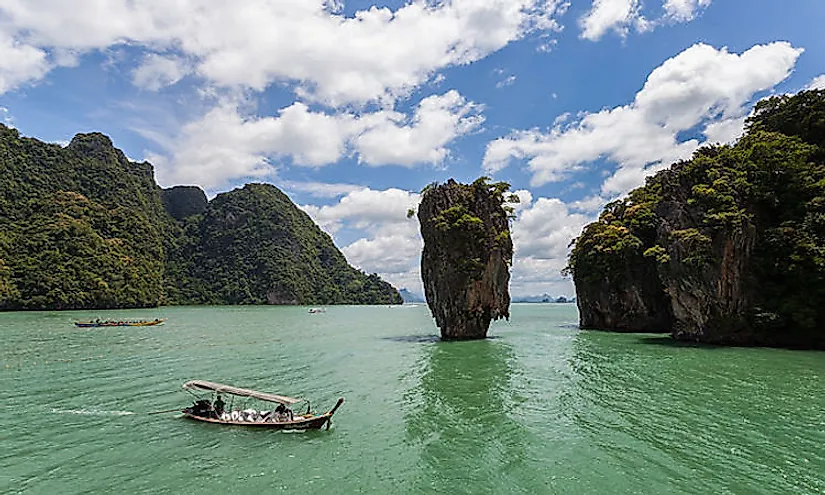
(183, 380), (303, 405)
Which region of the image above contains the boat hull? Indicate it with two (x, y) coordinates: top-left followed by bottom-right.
(183, 412), (333, 430)
(74, 319), (166, 328)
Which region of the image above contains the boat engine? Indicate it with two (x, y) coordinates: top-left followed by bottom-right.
(183, 399), (214, 418)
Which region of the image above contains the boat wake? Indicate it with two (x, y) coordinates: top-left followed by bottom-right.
(51, 408), (135, 416)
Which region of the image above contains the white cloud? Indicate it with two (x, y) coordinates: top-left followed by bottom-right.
(147, 91), (483, 189)
(343, 231), (422, 287)
(302, 187), (420, 233)
(807, 74), (825, 90)
(508, 189), (534, 211)
(509, 196), (592, 297)
(511, 257), (576, 297)
(580, 0), (711, 41)
(580, 0), (644, 41)
(324, 0), (345, 14)
(1, 106), (14, 127)
(703, 116), (747, 145)
(569, 194), (608, 213)
(496, 75), (517, 88)
(0, 33), (50, 94)
(0, 0), (566, 105)
(536, 37), (558, 53)
(301, 187), (423, 292)
(512, 197), (590, 260)
(132, 54), (191, 91)
(355, 91), (484, 167)
(146, 98), (361, 189)
(483, 42), (802, 196)
(663, 0), (712, 22)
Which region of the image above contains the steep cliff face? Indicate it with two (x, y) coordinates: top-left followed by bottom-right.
(652, 192), (758, 343)
(569, 90), (825, 349)
(574, 248), (671, 332)
(418, 178), (513, 339)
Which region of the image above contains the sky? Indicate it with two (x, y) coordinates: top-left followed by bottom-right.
(1, 0), (824, 298)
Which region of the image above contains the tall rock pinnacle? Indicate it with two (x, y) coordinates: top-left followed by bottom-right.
(417, 178), (514, 339)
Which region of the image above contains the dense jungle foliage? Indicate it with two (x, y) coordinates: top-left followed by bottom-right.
(0, 125), (400, 309)
(0, 129), (168, 309)
(165, 183), (401, 305)
(568, 89), (825, 342)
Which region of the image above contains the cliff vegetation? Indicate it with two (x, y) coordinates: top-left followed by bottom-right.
(165, 183), (402, 305)
(0, 125), (400, 309)
(567, 89), (825, 349)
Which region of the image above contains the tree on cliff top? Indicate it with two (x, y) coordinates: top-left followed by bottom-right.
(747, 89), (825, 153)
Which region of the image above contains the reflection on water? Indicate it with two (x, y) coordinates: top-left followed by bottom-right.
(383, 334), (442, 344)
(404, 339), (544, 493)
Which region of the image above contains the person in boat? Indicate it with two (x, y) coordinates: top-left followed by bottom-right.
(274, 403), (293, 422)
(185, 399), (213, 418)
(214, 394), (225, 417)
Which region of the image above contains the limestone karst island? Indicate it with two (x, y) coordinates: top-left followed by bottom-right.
(417, 178), (515, 340)
(0, 127), (401, 309)
(568, 90), (825, 350)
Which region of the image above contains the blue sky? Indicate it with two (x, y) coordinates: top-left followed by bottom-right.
(1, 0), (823, 297)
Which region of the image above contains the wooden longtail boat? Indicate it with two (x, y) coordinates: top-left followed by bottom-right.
(181, 380), (344, 430)
(74, 318), (166, 327)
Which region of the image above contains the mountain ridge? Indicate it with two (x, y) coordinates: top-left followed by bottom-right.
(0, 124), (401, 309)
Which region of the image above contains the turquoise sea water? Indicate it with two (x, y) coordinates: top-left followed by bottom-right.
(1, 304), (824, 494)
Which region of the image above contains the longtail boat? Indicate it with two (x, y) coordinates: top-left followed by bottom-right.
(74, 318), (166, 328)
(180, 380), (344, 430)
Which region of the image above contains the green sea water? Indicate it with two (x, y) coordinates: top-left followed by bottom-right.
(1, 304), (823, 494)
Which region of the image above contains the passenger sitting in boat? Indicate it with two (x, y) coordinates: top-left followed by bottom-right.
(273, 403), (293, 422)
(214, 395), (225, 416)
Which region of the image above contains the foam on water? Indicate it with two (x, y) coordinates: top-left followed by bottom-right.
(51, 408), (135, 416)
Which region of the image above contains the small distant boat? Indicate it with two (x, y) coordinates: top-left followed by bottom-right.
(180, 380), (344, 430)
(74, 318), (166, 328)
(308, 308), (326, 314)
